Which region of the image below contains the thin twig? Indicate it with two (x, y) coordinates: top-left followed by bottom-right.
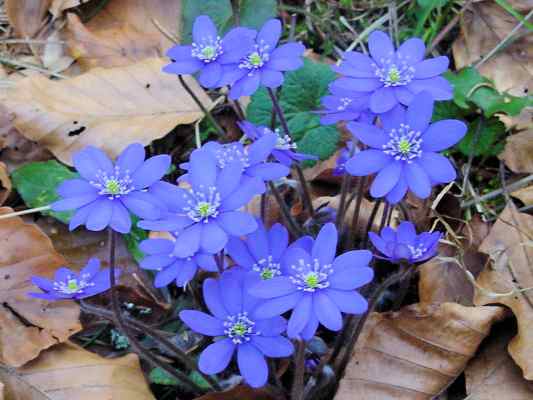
(0, 205), (51, 220)
(269, 182), (302, 237)
(461, 174), (533, 208)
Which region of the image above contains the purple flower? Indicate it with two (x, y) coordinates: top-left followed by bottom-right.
(318, 85), (374, 125)
(369, 221), (441, 264)
(139, 149), (259, 257)
(331, 31), (452, 113)
(180, 268), (294, 388)
(51, 144), (170, 234)
(345, 92), (467, 203)
(28, 259), (116, 301)
(239, 121), (317, 167)
(226, 219), (289, 280)
(139, 237), (217, 287)
(250, 223), (373, 339)
(163, 15), (256, 88)
(333, 141), (356, 176)
(226, 19), (305, 99)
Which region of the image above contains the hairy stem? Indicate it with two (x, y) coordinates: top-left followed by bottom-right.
(291, 340), (306, 400)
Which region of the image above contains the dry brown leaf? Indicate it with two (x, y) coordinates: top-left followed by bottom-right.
(419, 216), (490, 305)
(195, 385), (284, 400)
(475, 203), (533, 380)
(465, 322), (533, 400)
(5, 0), (52, 38)
(335, 303), (505, 400)
(499, 129), (533, 174)
(49, 0), (81, 18)
(303, 149), (342, 183)
(3, 57), (212, 165)
(512, 185), (533, 206)
(0, 207), (81, 367)
(64, 0), (180, 70)
(0, 342), (155, 400)
(0, 163), (11, 205)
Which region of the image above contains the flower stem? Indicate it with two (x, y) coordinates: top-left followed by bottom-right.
(106, 230), (205, 395)
(267, 87), (315, 219)
(346, 176), (367, 249)
(291, 340), (306, 400)
(335, 173), (351, 231)
(230, 98), (246, 121)
(268, 181), (302, 237)
(0, 205), (51, 220)
(360, 198), (382, 249)
(178, 75), (225, 137)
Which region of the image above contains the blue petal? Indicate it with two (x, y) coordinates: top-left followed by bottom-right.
(252, 291), (303, 319)
(139, 238), (174, 255)
(313, 292), (343, 331)
(51, 193), (99, 211)
(85, 198), (113, 231)
(116, 143), (145, 175)
(312, 223), (337, 265)
(251, 336), (294, 358)
(345, 150), (392, 176)
(369, 162), (403, 198)
(329, 266), (374, 290)
(237, 343), (268, 388)
(421, 120), (467, 152)
(131, 155), (170, 189)
(203, 278), (229, 319)
(418, 152), (456, 183)
(249, 276), (296, 298)
(347, 122), (388, 149)
(325, 289), (368, 314)
(405, 162), (432, 198)
(56, 179), (96, 197)
(370, 86), (397, 113)
(257, 19), (281, 48)
(268, 223), (289, 261)
(121, 191), (161, 220)
(396, 37), (425, 64)
(193, 15), (217, 44)
(199, 339), (235, 374)
(174, 223), (202, 257)
(368, 30), (395, 66)
(413, 56), (449, 79)
(180, 310), (224, 336)
(217, 211), (258, 236)
(287, 294), (313, 338)
(200, 221), (228, 254)
(109, 201), (131, 234)
(72, 146), (113, 181)
(406, 91), (434, 132)
(226, 237), (256, 268)
(189, 149), (217, 191)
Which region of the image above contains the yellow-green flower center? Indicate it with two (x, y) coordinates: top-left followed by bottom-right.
(230, 322), (247, 337)
(304, 272), (319, 289)
(105, 179), (121, 195)
(260, 268), (274, 280)
(67, 279), (79, 292)
(202, 46), (215, 59)
(398, 139), (411, 154)
(387, 67), (401, 83)
(196, 202), (212, 217)
(249, 52), (262, 66)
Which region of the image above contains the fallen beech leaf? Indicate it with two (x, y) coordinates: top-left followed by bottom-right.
(0, 207), (81, 367)
(475, 204), (533, 380)
(512, 185), (533, 206)
(303, 149), (342, 183)
(3, 58), (212, 165)
(499, 129), (533, 174)
(5, 0), (52, 38)
(465, 322), (533, 399)
(335, 303), (505, 400)
(65, 0), (180, 70)
(195, 385), (284, 400)
(0, 163), (11, 205)
(419, 216), (490, 305)
(0, 342), (155, 399)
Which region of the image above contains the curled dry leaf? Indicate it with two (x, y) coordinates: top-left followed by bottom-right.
(64, 0), (181, 70)
(0, 162), (11, 205)
(5, 0), (52, 38)
(194, 385), (284, 400)
(475, 203), (533, 380)
(465, 322), (533, 400)
(0, 342), (156, 400)
(335, 303), (505, 400)
(0, 207), (81, 367)
(3, 58), (212, 165)
(419, 215), (490, 305)
(49, 0), (81, 18)
(499, 129), (533, 174)
(512, 185), (533, 206)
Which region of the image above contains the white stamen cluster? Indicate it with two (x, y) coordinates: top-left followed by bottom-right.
(336, 97), (352, 111)
(289, 258), (333, 292)
(224, 312), (257, 344)
(373, 53), (415, 87)
(191, 36), (223, 63)
(53, 273), (94, 295)
(274, 129), (298, 151)
(253, 255), (282, 280)
(215, 144), (250, 170)
(90, 166), (134, 199)
(408, 243), (427, 260)
(382, 124), (423, 162)
(182, 186), (221, 223)
(239, 41), (270, 74)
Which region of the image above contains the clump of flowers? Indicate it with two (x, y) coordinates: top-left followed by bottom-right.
(52, 143), (170, 233)
(29, 259), (117, 301)
(250, 223), (373, 339)
(318, 85), (374, 125)
(180, 268), (293, 388)
(345, 92), (466, 203)
(369, 221), (442, 264)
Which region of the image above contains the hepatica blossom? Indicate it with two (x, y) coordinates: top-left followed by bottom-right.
(345, 92), (466, 203)
(333, 141), (356, 176)
(139, 149), (259, 257)
(139, 237), (217, 287)
(331, 31), (452, 113)
(369, 221), (441, 264)
(240, 120), (316, 167)
(52, 144), (170, 233)
(250, 223), (373, 339)
(180, 268), (293, 387)
(29, 259), (116, 301)
(163, 15), (256, 88)
(227, 19), (305, 99)
(318, 85), (374, 125)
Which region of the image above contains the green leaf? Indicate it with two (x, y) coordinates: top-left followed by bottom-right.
(149, 368), (211, 390)
(123, 217), (148, 263)
(445, 67), (530, 117)
(417, 0), (449, 9)
(180, 0), (277, 43)
(11, 161), (78, 223)
(456, 117), (506, 157)
(247, 59), (338, 165)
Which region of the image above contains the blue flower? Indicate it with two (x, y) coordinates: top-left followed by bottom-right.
(318, 85), (374, 125)
(226, 19), (305, 99)
(369, 221), (441, 264)
(239, 121), (317, 167)
(345, 92), (466, 203)
(29, 259), (117, 301)
(249, 223), (373, 340)
(139, 237), (217, 287)
(139, 149), (260, 257)
(333, 141), (356, 176)
(180, 268), (294, 388)
(163, 15), (256, 88)
(51, 144), (170, 233)
(331, 31), (453, 113)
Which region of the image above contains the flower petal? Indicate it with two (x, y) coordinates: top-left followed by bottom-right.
(189, 149), (217, 190)
(331, 77), (382, 92)
(370, 87), (397, 113)
(154, 266), (179, 287)
(117, 143), (145, 175)
(217, 211), (258, 236)
(368, 232), (390, 257)
(396, 221), (417, 244)
(312, 223), (337, 265)
(370, 162), (402, 198)
(413, 56), (449, 79)
(121, 191), (161, 220)
(421, 120), (467, 152)
(249, 276), (295, 298)
(287, 294), (313, 338)
(405, 162), (432, 198)
(418, 152), (456, 183)
(199, 339), (235, 375)
(72, 146), (113, 181)
(247, 132), (276, 165)
(193, 15), (217, 43)
(386, 174), (408, 204)
(252, 291), (303, 319)
(396, 37), (425, 64)
(347, 122), (388, 149)
(251, 336), (294, 358)
(56, 179), (96, 198)
(200, 221), (228, 254)
(139, 238), (174, 255)
(86, 198), (113, 231)
(163, 59), (203, 75)
(237, 343), (268, 388)
(198, 62), (222, 88)
(406, 91), (434, 132)
(174, 223), (202, 257)
(368, 30), (395, 65)
(203, 278), (229, 319)
(325, 289), (368, 314)
(332, 250), (373, 271)
(109, 201), (132, 234)
(407, 76), (452, 100)
(329, 266), (374, 290)
(229, 73), (261, 99)
(180, 310), (224, 336)
(257, 19), (281, 48)
(314, 292), (343, 331)
(380, 104), (406, 132)
(345, 150), (392, 176)
(131, 155), (170, 189)
(253, 316), (287, 336)
(51, 193), (99, 211)
(260, 68), (284, 87)
(268, 223), (289, 261)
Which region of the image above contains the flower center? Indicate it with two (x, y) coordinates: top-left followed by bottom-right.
(253, 255), (281, 280)
(54, 274), (94, 295)
(289, 258), (333, 292)
(373, 58), (415, 87)
(337, 97), (352, 111)
(382, 124), (423, 162)
(91, 166), (134, 199)
(274, 130), (298, 151)
(191, 36), (223, 63)
(224, 312), (257, 344)
(183, 186), (221, 223)
(239, 42), (270, 73)
(408, 243), (427, 260)
(215, 144), (250, 170)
